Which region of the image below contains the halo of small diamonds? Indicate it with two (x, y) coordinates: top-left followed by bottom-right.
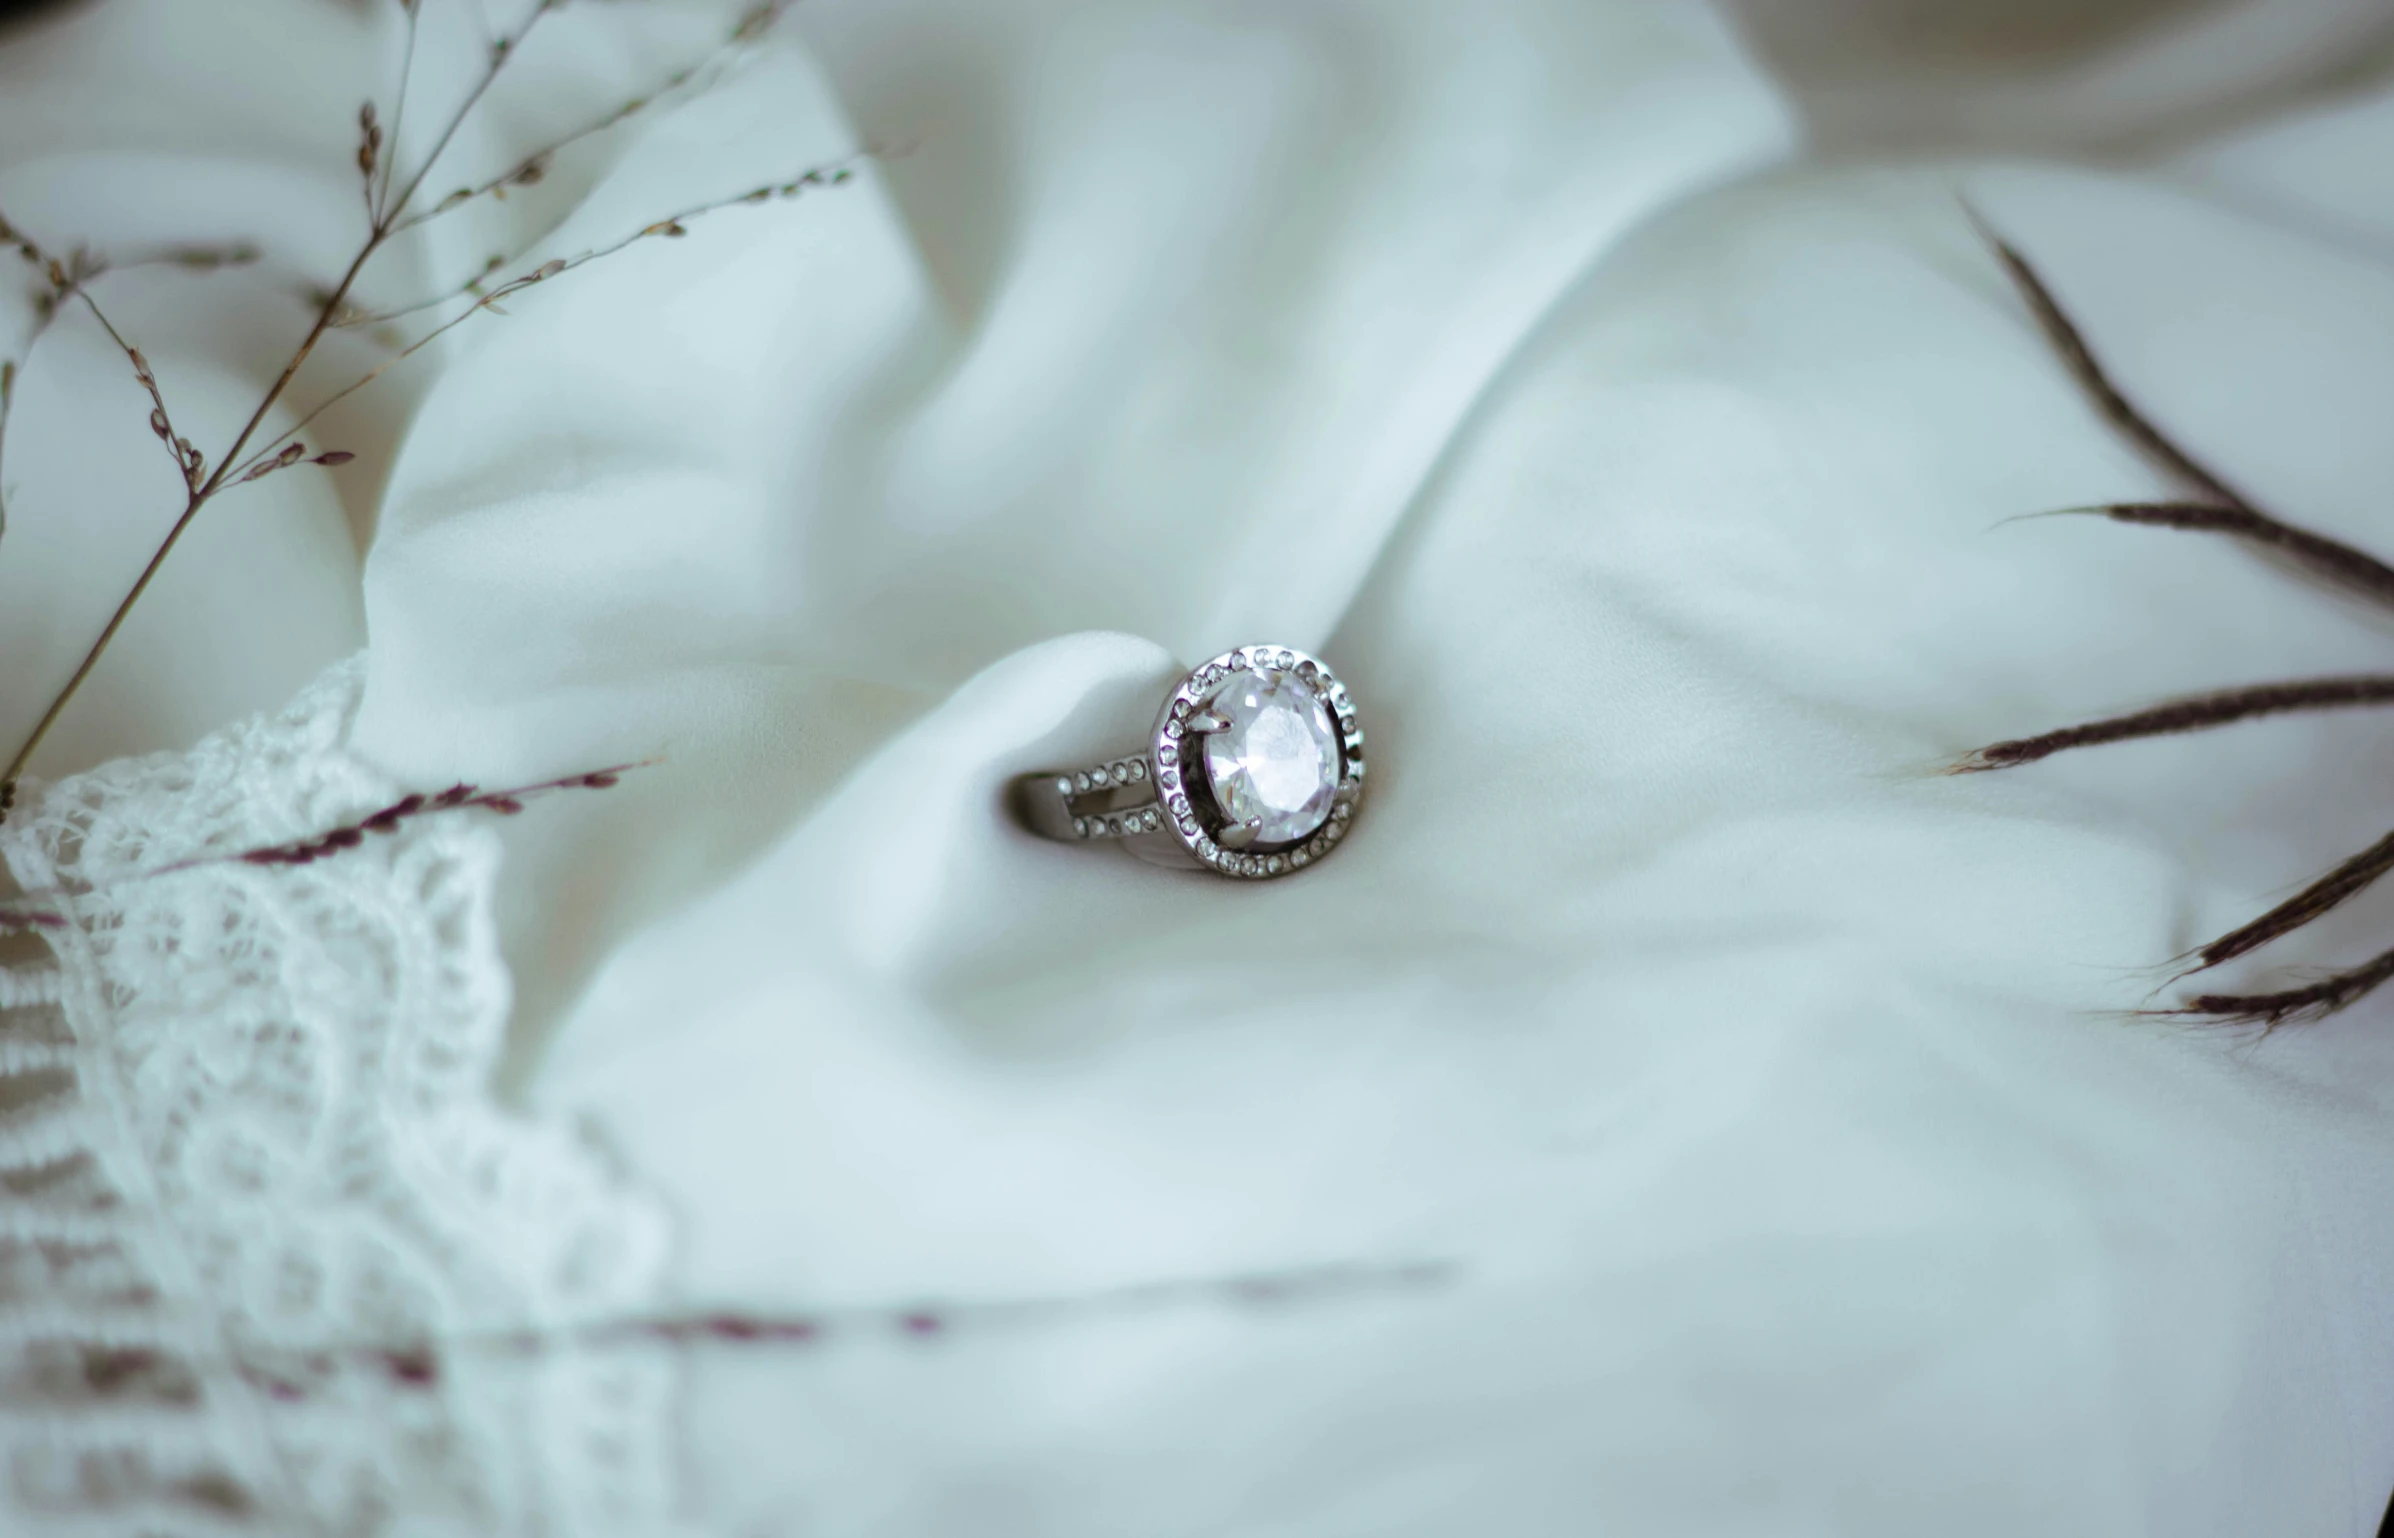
(1153, 644), (1365, 880)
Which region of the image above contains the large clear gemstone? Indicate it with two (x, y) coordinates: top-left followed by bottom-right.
(1202, 671), (1340, 845)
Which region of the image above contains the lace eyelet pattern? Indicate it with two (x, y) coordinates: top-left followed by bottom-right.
(0, 659), (679, 1535)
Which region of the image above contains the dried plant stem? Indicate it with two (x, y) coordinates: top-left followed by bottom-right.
(1969, 205), (2249, 511)
(384, 0), (800, 244)
(1952, 675), (2394, 772)
(1968, 213), (2394, 1024)
(1977, 212), (2394, 617)
(2167, 943), (2394, 1029)
(0, 238), (374, 802)
(0, 1), (856, 819)
(0, 0), (564, 810)
(2091, 500), (2394, 611)
(375, 0), (425, 225)
(92, 1257), (1457, 1405)
(0, 234), (254, 541)
(0, 0), (843, 823)
(239, 155), (864, 476)
(0, 761), (645, 931)
(2179, 827), (2394, 978)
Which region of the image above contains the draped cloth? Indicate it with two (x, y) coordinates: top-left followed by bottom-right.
(1, 0), (2391, 1531)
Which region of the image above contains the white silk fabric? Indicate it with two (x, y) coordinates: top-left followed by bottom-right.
(4, 0), (2394, 1533)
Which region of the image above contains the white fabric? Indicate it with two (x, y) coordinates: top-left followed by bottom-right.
(0, 661), (677, 1535)
(3, 0), (2394, 1533)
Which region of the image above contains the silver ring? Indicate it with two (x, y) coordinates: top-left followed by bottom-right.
(1011, 644), (1366, 879)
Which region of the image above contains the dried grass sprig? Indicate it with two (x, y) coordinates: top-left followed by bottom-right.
(1951, 676), (2394, 772)
(75, 1257), (1457, 1406)
(1961, 211), (2394, 1026)
(0, 220), (257, 540)
(372, 0), (425, 225)
(0, 760), (647, 933)
(382, 0), (801, 243)
(0, 0), (848, 832)
(232, 150), (868, 481)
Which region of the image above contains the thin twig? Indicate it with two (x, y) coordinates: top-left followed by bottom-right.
(380, 0), (563, 227)
(1952, 675), (2394, 773)
(2161, 942), (2394, 1029)
(82, 1257), (1459, 1406)
(0, 3), (564, 805)
(2176, 828), (2394, 978)
(1967, 201), (2252, 512)
(2082, 501), (2394, 612)
(1970, 206), (2394, 1024)
(0, 762), (647, 930)
(0, 0), (832, 813)
(231, 155), (866, 479)
(375, 0), (425, 225)
(0, 220), (248, 510)
(380, 0), (799, 248)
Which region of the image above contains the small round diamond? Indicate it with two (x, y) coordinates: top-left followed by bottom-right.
(1074, 772), (1091, 792)
(1054, 776), (1073, 797)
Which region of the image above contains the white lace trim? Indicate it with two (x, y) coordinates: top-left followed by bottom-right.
(0, 659), (685, 1536)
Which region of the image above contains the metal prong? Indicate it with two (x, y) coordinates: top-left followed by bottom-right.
(1185, 710), (1231, 734)
(1216, 818), (1264, 850)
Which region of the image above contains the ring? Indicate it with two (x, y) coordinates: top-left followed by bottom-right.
(1012, 644), (1366, 879)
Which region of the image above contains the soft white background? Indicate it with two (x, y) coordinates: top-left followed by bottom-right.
(5, 0), (2394, 1531)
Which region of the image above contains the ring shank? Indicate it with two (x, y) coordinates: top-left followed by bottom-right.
(1009, 751), (1200, 868)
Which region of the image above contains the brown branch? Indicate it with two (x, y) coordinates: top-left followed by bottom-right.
(231, 154), (867, 479)
(0, 0), (837, 815)
(374, 0), (425, 224)
(1972, 211), (2394, 614)
(2175, 828), (2394, 978)
(2162, 941), (2394, 1030)
(380, 0), (800, 249)
(1968, 203), (2252, 512)
(0, 761), (647, 930)
(0, 221), (260, 535)
(78, 1257), (1458, 1408)
(1952, 675), (2394, 772)
(2077, 501), (2394, 612)
(379, 0), (564, 227)
(0, 4), (562, 811)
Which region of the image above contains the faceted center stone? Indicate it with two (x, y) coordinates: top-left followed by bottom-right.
(1202, 671), (1341, 845)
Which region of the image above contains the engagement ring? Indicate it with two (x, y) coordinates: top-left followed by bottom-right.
(1012, 645), (1366, 879)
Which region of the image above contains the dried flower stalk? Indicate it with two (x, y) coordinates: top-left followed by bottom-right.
(76, 1257), (1457, 1407)
(0, 0), (858, 828)
(1959, 214), (2394, 1027)
(0, 761), (645, 932)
